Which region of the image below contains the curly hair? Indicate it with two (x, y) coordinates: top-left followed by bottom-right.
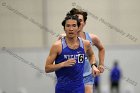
(67, 8), (88, 22)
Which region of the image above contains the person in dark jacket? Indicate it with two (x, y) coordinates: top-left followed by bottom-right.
(110, 60), (122, 93)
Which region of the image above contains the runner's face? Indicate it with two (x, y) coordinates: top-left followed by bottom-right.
(64, 19), (79, 38)
(77, 14), (86, 32)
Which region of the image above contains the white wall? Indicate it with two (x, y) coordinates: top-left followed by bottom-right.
(0, 0), (44, 48)
(0, 48), (56, 93)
